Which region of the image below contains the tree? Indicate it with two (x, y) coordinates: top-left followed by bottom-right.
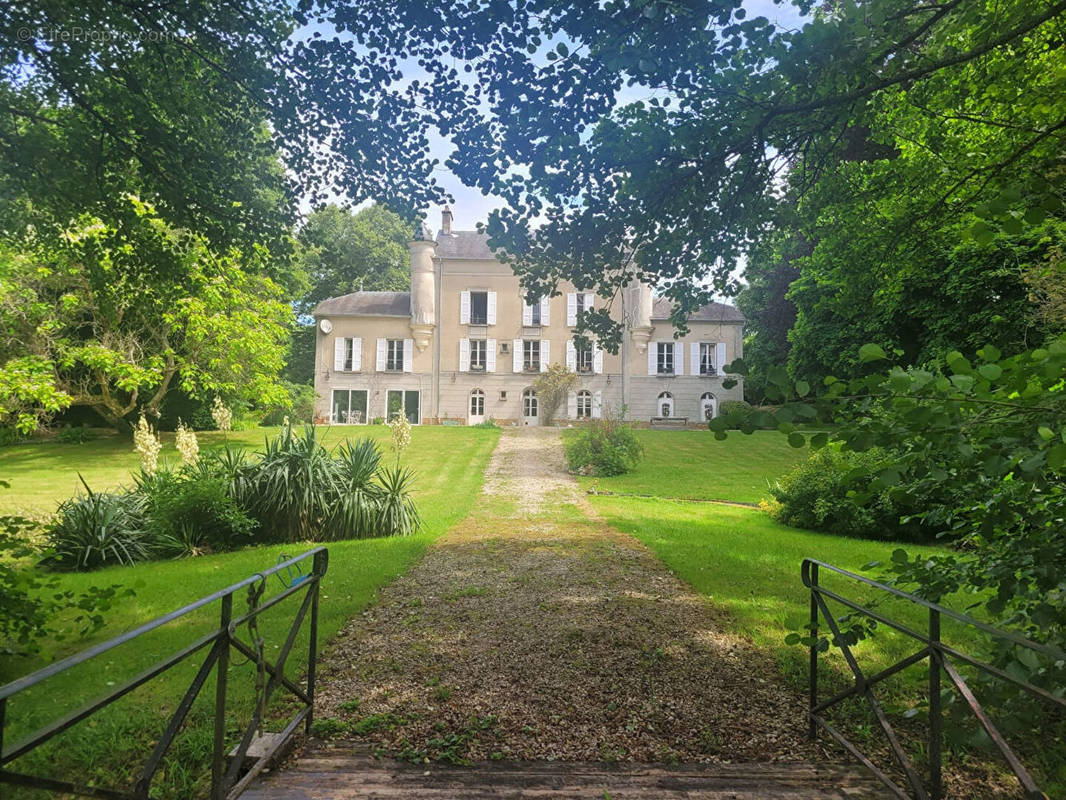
(533, 363), (577, 426)
(0, 196), (292, 433)
(736, 231), (805, 404)
(289, 0), (1065, 349)
(295, 204), (412, 315)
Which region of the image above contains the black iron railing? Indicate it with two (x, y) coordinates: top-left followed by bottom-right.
(803, 558), (1065, 800)
(0, 547), (328, 800)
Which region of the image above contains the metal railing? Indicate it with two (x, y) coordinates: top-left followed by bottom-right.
(0, 547), (329, 800)
(803, 558), (1065, 800)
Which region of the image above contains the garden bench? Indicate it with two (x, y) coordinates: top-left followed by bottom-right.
(649, 416), (688, 430)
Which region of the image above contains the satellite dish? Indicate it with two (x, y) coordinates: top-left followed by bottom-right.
(319, 319), (333, 334)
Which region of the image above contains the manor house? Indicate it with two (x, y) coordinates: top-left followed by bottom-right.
(312, 208), (744, 425)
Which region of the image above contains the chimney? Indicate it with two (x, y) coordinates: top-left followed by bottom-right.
(441, 205), (453, 235)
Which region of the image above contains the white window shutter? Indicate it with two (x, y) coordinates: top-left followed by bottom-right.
(376, 338), (386, 371)
(648, 345), (657, 376)
(584, 293), (594, 314)
(459, 338), (470, 372)
(593, 345), (604, 374)
(691, 343), (700, 375)
(486, 339), (496, 373)
(487, 291), (497, 325)
(522, 302), (533, 326)
(351, 338), (362, 371)
(403, 339), (414, 373)
(541, 339), (550, 372)
(460, 291), (471, 324)
(565, 340), (576, 371)
(593, 390), (603, 419)
(567, 392), (577, 419)
(716, 342), (727, 372)
(540, 296), (551, 326)
(566, 293), (577, 326)
(334, 337), (345, 371)
(674, 341), (684, 376)
(513, 339), (523, 373)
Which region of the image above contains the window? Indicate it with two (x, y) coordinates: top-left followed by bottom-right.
(523, 339), (541, 372)
(523, 388), (538, 418)
(700, 342), (717, 375)
(529, 299), (542, 326)
(575, 341), (593, 373)
(331, 389), (368, 424)
(656, 342), (674, 375)
(469, 291), (488, 325)
(334, 337), (361, 372)
(470, 389), (485, 417)
(701, 392), (717, 420)
(576, 390), (592, 419)
(470, 339), (487, 371)
(658, 391), (674, 417)
(576, 292), (588, 316)
(386, 339), (404, 371)
(386, 389), (420, 424)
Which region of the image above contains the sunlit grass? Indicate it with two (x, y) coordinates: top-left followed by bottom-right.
(564, 428), (808, 504)
(1, 426), (499, 799)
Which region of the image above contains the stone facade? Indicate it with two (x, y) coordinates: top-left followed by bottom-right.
(312, 211), (744, 426)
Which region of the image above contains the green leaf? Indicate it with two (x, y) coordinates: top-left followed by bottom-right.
(891, 548), (909, 564)
(976, 364), (1002, 381)
(977, 345), (1001, 362)
(795, 380), (810, 398)
(787, 432), (805, 448)
(784, 632), (802, 646)
(858, 343), (887, 363)
(810, 432), (829, 450)
(1038, 426), (1055, 441)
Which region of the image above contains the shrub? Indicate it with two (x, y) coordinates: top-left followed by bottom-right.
(565, 409), (643, 476)
(715, 399), (753, 429)
(245, 425), (339, 542)
(373, 466), (422, 537)
(471, 418), (499, 429)
(136, 469), (256, 556)
(768, 445), (950, 542)
(261, 381), (317, 426)
(44, 481), (153, 570)
(54, 425), (99, 444)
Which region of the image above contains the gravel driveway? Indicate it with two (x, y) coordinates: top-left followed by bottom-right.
(308, 427), (821, 764)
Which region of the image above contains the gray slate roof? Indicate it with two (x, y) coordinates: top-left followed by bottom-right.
(314, 291), (411, 318)
(435, 230), (498, 260)
(653, 297), (745, 323)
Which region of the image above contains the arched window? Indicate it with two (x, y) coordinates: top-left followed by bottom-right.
(658, 391), (674, 418)
(523, 388), (538, 418)
(700, 392), (717, 421)
(470, 389), (485, 417)
(576, 390), (592, 419)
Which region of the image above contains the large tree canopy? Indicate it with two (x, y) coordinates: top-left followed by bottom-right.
(295, 204), (412, 316)
(289, 0), (1066, 348)
(0, 197), (292, 432)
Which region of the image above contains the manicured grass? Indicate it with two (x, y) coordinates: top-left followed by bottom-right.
(564, 428), (807, 503)
(1, 426), (499, 799)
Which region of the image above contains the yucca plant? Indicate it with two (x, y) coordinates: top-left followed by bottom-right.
(45, 478), (152, 570)
(246, 425), (341, 542)
(373, 466), (421, 537)
(330, 438), (384, 539)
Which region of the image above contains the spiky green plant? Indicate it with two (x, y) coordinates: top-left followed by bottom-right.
(373, 466), (421, 537)
(45, 478), (152, 570)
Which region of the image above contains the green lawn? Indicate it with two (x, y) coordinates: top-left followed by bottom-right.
(1, 426), (499, 799)
(565, 428), (807, 503)
(1, 425), (488, 519)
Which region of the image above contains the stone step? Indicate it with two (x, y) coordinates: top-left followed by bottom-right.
(242, 749), (891, 799)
